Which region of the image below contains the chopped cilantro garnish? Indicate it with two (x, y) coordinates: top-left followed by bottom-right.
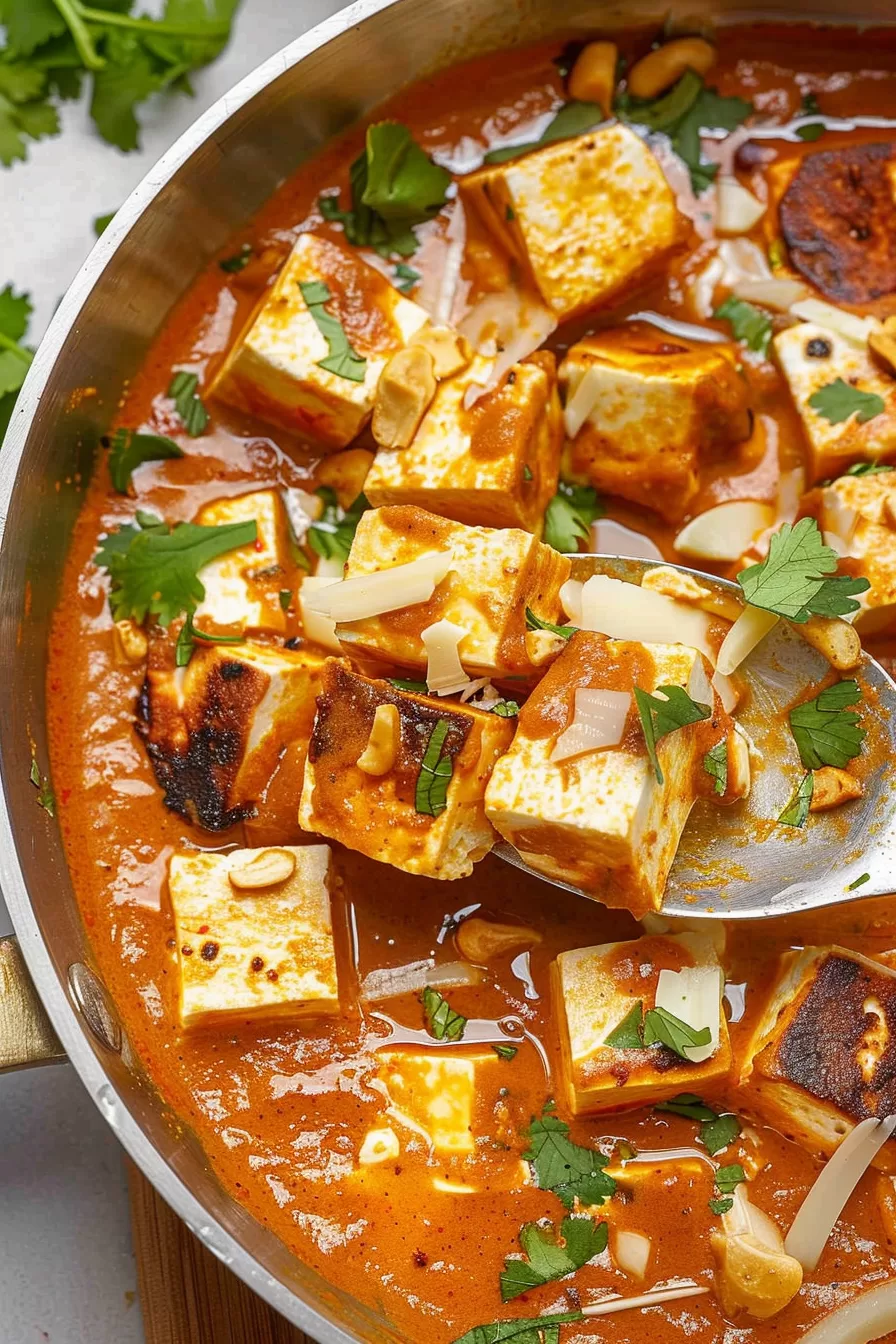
(93, 211), (115, 237)
(493, 1043), (518, 1061)
(809, 379), (885, 427)
(421, 984), (466, 1041)
(0, 283), (34, 437)
(848, 872), (871, 891)
(523, 1106), (616, 1209)
(617, 70), (752, 193)
(484, 699), (520, 718)
(167, 371), (208, 437)
(219, 243), (253, 273)
(307, 488), (368, 562)
(844, 461), (895, 477)
(704, 739), (728, 796)
(709, 1196), (734, 1215)
(29, 753), (55, 817)
(714, 295), (772, 358)
(500, 1216), (607, 1302)
(393, 262), (421, 293)
(737, 516), (869, 622)
(778, 771), (814, 828)
(525, 607), (578, 639)
(105, 427), (183, 493)
(299, 280), (367, 382)
(451, 1310), (584, 1344)
(655, 1093), (718, 1122)
(604, 1001), (645, 1049)
(699, 1111), (741, 1156)
(415, 718), (454, 818)
(643, 1005), (712, 1060)
(796, 92), (825, 142)
(789, 679), (865, 770)
(388, 677), (429, 693)
(543, 480), (604, 553)
(484, 99), (604, 164)
(175, 611), (244, 668)
(633, 685), (711, 785)
(715, 1163), (746, 1194)
(522, 463), (533, 482)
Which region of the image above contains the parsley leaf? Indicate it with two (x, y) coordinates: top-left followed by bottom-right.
(307, 487), (368, 562)
(809, 379), (886, 426)
(543, 480), (604, 553)
(700, 1111), (741, 1156)
(715, 1163), (746, 1195)
(655, 1093), (718, 1122)
(778, 771), (814, 828)
(789, 679), (865, 770)
(642, 1005), (712, 1060)
(617, 70), (751, 193)
(633, 685), (711, 785)
(167, 370), (208, 436)
(451, 1311), (584, 1344)
(523, 1108), (616, 1209)
(421, 984), (466, 1041)
(415, 718), (454, 818)
(604, 1001), (645, 1049)
(714, 295), (772, 358)
(299, 279), (367, 382)
(484, 99), (604, 164)
(105, 427), (184, 492)
(525, 607), (578, 639)
(493, 1043), (518, 1061)
(737, 516), (869, 622)
(704, 739), (728, 796)
(94, 513), (257, 627)
(174, 610), (243, 667)
(500, 1217), (607, 1302)
(709, 1196), (734, 1215)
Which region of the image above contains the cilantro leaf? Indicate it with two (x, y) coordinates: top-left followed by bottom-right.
(700, 1111), (741, 1155)
(29, 753), (55, 816)
(618, 70), (751, 193)
(94, 514), (257, 626)
(704, 739), (728, 796)
(809, 379), (886, 426)
(174, 610), (243, 667)
(789, 679), (865, 770)
(415, 718), (454, 818)
(778, 771), (814, 828)
(643, 1005), (712, 1060)
(0, 284), (32, 342)
(167, 370), (208, 436)
(484, 99), (604, 164)
(525, 607), (577, 639)
(89, 28), (164, 153)
(94, 211), (116, 236)
(715, 1163), (746, 1195)
(363, 122), (451, 221)
(485, 699), (520, 718)
(0, 284), (33, 423)
(393, 262), (420, 293)
(388, 677), (429, 693)
(451, 1311), (584, 1344)
(544, 480), (603, 553)
(604, 1001), (645, 1049)
(0, 89), (58, 166)
(493, 1043), (518, 1061)
(633, 684), (711, 785)
(523, 1108), (615, 1209)
(709, 1196), (734, 1215)
(796, 92), (825, 142)
(655, 1093), (718, 1122)
(299, 280), (367, 383)
(737, 516), (868, 622)
(0, 0), (68, 56)
(307, 488), (368, 562)
(421, 984), (466, 1041)
(105, 427), (184, 492)
(500, 1217), (607, 1302)
(714, 295), (772, 357)
(219, 242), (252, 273)
(843, 461), (895, 478)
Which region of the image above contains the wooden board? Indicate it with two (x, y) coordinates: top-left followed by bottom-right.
(128, 1162), (311, 1344)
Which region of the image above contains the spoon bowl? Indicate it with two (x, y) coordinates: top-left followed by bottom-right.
(494, 554), (896, 920)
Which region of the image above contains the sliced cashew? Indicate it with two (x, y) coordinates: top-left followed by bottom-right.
(711, 1186), (803, 1321)
(455, 916), (542, 963)
(410, 325), (472, 380)
(641, 565), (742, 623)
(229, 847), (296, 890)
(810, 766), (863, 812)
(112, 619), (148, 665)
(798, 615), (862, 671)
(627, 37), (717, 100)
(372, 346), (437, 450)
(568, 41), (618, 116)
(357, 703), (401, 776)
(869, 317), (896, 376)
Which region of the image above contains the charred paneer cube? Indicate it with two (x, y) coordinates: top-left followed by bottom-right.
(560, 324), (752, 521)
(811, 468), (896, 635)
(459, 125), (683, 320)
(139, 640), (327, 830)
(210, 233), (429, 448)
(736, 945), (896, 1171)
(484, 631), (720, 916)
(326, 505), (570, 679)
(364, 351), (563, 532)
(554, 932), (731, 1115)
(299, 662), (514, 879)
(169, 843), (339, 1027)
(192, 488), (296, 636)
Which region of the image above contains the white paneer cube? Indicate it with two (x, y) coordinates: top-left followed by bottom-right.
(169, 844), (339, 1027)
(364, 351), (563, 532)
(333, 504), (570, 679)
(484, 631), (716, 916)
(560, 324), (752, 521)
(139, 640), (328, 831)
(774, 322), (896, 482)
(736, 945), (896, 1171)
(815, 470), (896, 635)
(554, 932), (732, 1115)
(211, 233), (429, 448)
(460, 125), (683, 320)
(193, 489), (294, 635)
(374, 1050), (508, 1155)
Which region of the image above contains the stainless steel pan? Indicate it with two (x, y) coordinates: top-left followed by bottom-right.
(1, 1), (893, 1339)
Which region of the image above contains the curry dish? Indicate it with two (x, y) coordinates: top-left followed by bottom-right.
(47, 20), (896, 1343)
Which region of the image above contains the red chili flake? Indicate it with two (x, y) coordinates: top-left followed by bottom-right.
(60, 788), (72, 805)
(254, 539), (264, 551)
(412, 1250), (428, 1267)
(197, 924), (209, 935)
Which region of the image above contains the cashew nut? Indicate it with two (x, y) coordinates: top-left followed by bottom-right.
(372, 346), (437, 450)
(568, 41), (618, 116)
(810, 765), (863, 812)
(229, 847), (296, 890)
(357, 703), (401, 776)
(799, 615), (862, 671)
(455, 917), (542, 963)
(410, 325), (472, 380)
(711, 1186), (803, 1321)
(112, 619), (148, 665)
(628, 37), (717, 100)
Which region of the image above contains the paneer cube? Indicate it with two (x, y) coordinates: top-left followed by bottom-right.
(736, 945), (896, 1171)
(554, 932), (731, 1115)
(375, 1051), (483, 1154)
(299, 661), (514, 879)
(774, 322), (896, 482)
(193, 489), (295, 635)
(210, 233), (430, 448)
(484, 631), (716, 915)
(812, 469), (896, 635)
(138, 640), (328, 831)
(333, 505), (570, 679)
(460, 125), (683, 320)
(560, 324), (752, 521)
(364, 351), (563, 532)
(169, 844), (339, 1027)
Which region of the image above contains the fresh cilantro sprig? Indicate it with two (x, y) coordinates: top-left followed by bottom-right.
(604, 1001), (645, 1050)
(789, 679), (865, 770)
(421, 984), (466, 1041)
(500, 1217), (607, 1302)
(0, 283), (34, 437)
(809, 379), (885, 426)
(543, 480), (604, 553)
(704, 739), (728, 796)
(415, 718), (454, 818)
(299, 280), (367, 383)
(634, 684), (711, 785)
(714, 295), (772, 358)
(451, 1310), (585, 1344)
(605, 1002), (712, 1061)
(168, 370), (208, 436)
(525, 607), (578, 639)
(105, 427), (184, 492)
(737, 516), (869, 622)
(307, 487), (368, 562)
(523, 1107), (615, 1209)
(484, 99), (604, 165)
(778, 771), (814, 828)
(655, 1094), (741, 1154)
(174, 610), (243, 667)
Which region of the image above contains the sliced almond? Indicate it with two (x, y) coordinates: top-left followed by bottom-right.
(112, 619), (148, 665)
(372, 345), (437, 450)
(810, 766), (863, 812)
(455, 917), (541, 963)
(357, 703), (401, 776)
(410, 325), (472, 379)
(229, 847), (296, 890)
(798, 615), (862, 671)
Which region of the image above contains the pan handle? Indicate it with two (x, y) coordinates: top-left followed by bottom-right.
(0, 936), (66, 1072)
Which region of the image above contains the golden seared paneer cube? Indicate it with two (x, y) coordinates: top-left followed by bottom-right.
(331, 505), (570, 679)
(364, 351), (563, 532)
(774, 322), (896, 482)
(812, 469), (896, 635)
(554, 932), (731, 1115)
(374, 1051), (491, 1155)
(169, 844), (339, 1027)
(139, 640), (327, 831)
(210, 233), (429, 448)
(560, 324), (752, 521)
(460, 125), (683, 320)
(192, 489), (295, 636)
(484, 631), (718, 916)
(736, 945), (896, 1171)
(299, 661), (514, 879)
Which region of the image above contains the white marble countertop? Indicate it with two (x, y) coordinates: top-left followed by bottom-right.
(0, 2), (347, 1339)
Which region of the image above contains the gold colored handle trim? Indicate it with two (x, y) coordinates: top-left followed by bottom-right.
(0, 936), (65, 1072)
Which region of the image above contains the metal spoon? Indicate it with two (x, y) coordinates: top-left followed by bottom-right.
(495, 554), (896, 920)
